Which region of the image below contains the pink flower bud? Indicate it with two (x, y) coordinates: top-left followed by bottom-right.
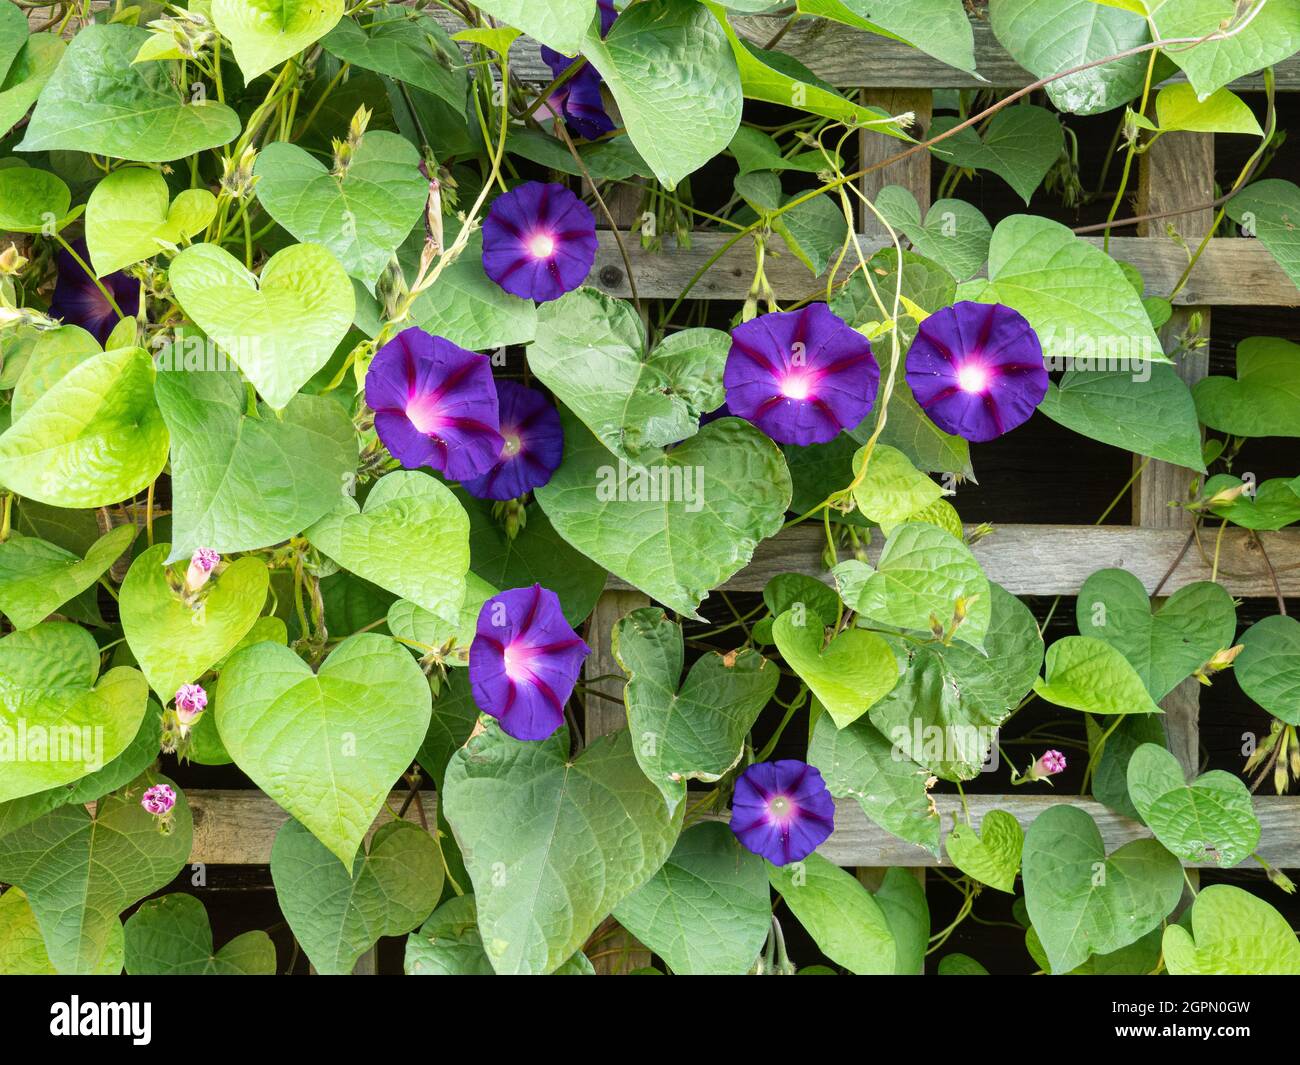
(184, 548), (220, 593)
(141, 784), (176, 816)
(1031, 749), (1067, 779)
(174, 683), (208, 727)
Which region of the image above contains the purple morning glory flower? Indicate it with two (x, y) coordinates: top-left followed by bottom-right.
(730, 759), (836, 866)
(462, 380), (564, 501)
(905, 301), (1048, 443)
(481, 181), (598, 303)
(48, 238), (139, 346)
(723, 304), (879, 446)
(365, 327), (503, 481)
(539, 3), (618, 142)
(469, 584), (591, 741)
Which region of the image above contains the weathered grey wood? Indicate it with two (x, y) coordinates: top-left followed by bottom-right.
(182, 789), (1300, 868)
(598, 523), (1300, 598)
(1134, 130), (1216, 778)
(859, 89), (932, 237)
(585, 232), (1299, 306)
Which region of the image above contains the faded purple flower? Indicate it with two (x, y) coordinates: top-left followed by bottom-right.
(724, 305), (879, 446)
(731, 760), (835, 866)
(184, 548), (220, 594)
(174, 683), (208, 728)
(48, 238), (139, 346)
(141, 783), (176, 817)
(469, 584), (591, 741)
(365, 327), (503, 481)
(905, 301), (1048, 443)
(462, 380), (564, 501)
(538, 0), (618, 141)
(482, 181), (598, 303)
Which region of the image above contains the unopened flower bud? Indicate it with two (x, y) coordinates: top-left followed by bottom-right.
(174, 683), (208, 729)
(0, 244), (27, 276)
(220, 147), (259, 199)
(1018, 749), (1067, 785)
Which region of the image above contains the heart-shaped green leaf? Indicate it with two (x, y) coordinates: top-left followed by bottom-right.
(0, 346), (169, 508)
(1150, 83), (1262, 135)
(388, 572), (496, 668)
(773, 608), (898, 729)
(470, 0), (597, 55)
(945, 810), (1023, 893)
(769, 852), (896, 975)
(168, 241), (354, 410)
(614, 607), (779, 812)
(1033, 635), (1164, 715)
(121, 543), (269, 701)
(808, 711), (941, 855)
(1022, 804), (1182, 974)
(213, 0), (344, 82)
(1237, 614), (1300, 724)
(1151, 0), (1300, 99)
(850, 444), (949, 532)
(1076, 568), (1237, 701)
(613, 822), (770, 975)
(1226, 181), (1300, 290)
(85, 168), (215, 277)
(833, 522), (991, 649)
(442, 722), (683, 975)
(1164, 884), (1300, 975)
(155, 367), (357, 562)
(1127, 743), (1259, 867)
(536, 410), (791, 619)
(529, 289), (730, 465)
(1204, 475), (1300, 531)
(271, 816), (441, 974)
(875, 186), (992, 281)
(584, 0), (741, 190)
(0, 166), (72, 233)
(0, 887), (123, 975)
(0, 524), (135, 630)
(404, 894), (595, 976)
(0, 772), (192, 973)
(124, 893), (276, 975)
(217, 633), (432, 866)
(928, 106), (1062, 204)
(18, 25), (240, 161)
(0, 33), (64, 139)
(0, 623), (149, 804)
(870, 582), (1043, 781)
(322, 5), (467, 109)
(307, 470), (470, 625)
(254, 133), (426, 291)
(10, 325), (101, 422)
(1194, 336), (1300, 438)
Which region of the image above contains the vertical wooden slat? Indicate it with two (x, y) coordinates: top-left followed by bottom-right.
(857, 90), (933, 952)
(1134, 131), (1215, 777)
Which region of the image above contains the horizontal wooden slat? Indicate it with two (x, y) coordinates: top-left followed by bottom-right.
(602, 523), (1300, 599)
(184, 788), (1300, 868)
(584, 232), (1299, 306)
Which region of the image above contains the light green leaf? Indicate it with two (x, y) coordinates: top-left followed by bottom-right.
(415, 668), (484, 790)
(85, 168), (216, 276)
(0, 887), (123, 975)
(1153, 83), (1262, 134)
(0, 773), (192, 973)
(1226, 180), (1300, 289)
(253, 133), (426, 291)
(850, 443), (948, 532)
(0, 622), (149, 804)
(442, 723), (683, 975)
(168, 241), (355, 410)
(928, 106), (1062, 204)
(1076, 568), (1237, 700)
(271, 817), (441, 974)
(773, 608), (898, 728)
(0, 35), (65, 139)
(773, 193), (850, 277)
(1194, 336), (1300, 437)
(769, 852), (896, 974)
(536, 410), (791, 619)
(1151, 0), (1300, 100)
(614, 607), (778, 812)
(1034, 635), (1164, 715)
(875, 186), (991, 281)
(1022, 804), (1183, 974)
(18, 25), (240, 161)
(322, 4), (467, 109)
(0, 524), (135, 630)
(584, 0), (741, 189)
(0, 166), (71, 233)
(405, 894), (594, 975)
(796, 0), (977, 73)
(388, 572), (495, 668)
(120, 543), (269, 700)
(307, 470), (470, 624)
(408, 230), (537, 349)
(1164, 884), (1300, 975)
(945, 809), (1023, 892)
(155, 367), (357, 562)
(10, 326), (101, 422)
(213, 0), (344, 82)
(807, 710), (941, 855)
(613, 822), (770, 975)
(470, 0), (597, 55)
(216, 633), (433, 866)
(124, 893), (276, 974)
(1236, 614), (1300, 724)
(1127, 743), (1259, 867)
(0, 346), (169, 508)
